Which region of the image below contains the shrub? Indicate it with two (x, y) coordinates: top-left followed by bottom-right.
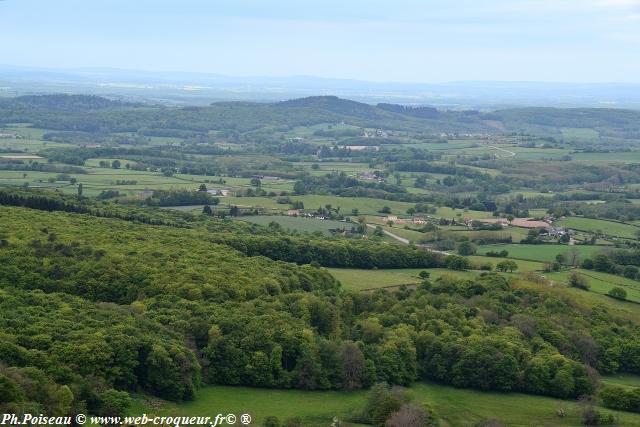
(568, 271), (589, 290)
(607, 287), (627, 301)
(385, 404), (434, 427)
(263, 416), (280, 427)
(475, 420), (507, 427)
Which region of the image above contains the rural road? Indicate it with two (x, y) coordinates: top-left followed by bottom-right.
(366, 224), (450, 255)
(489, 145), (516, 158)
(367, 223), (410, 244)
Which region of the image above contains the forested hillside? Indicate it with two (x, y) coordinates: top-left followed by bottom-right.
(2, 94), (640, 137)
(3, 199), (640, 422)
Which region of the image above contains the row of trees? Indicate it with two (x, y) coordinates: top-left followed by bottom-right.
(214, 233), (445, 269)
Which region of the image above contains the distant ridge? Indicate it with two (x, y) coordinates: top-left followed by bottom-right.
(276, 96), (383, 120)
(2, 65), (640, 108)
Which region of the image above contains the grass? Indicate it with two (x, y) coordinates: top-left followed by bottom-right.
(602, 373), (640, 389)
(433, 206), (489, 220)
(238, 215), (351, 235)
(329, 268), (477, 291)
(556, 217), (639, 239)
(129, 385), (367, 427)
(572, 151), (640, 164)
(476, 244), (605, 263)
(546, 269), (640, 303)
(217, 196), (282, 209)
(292, 195), (416, 217)
(84, 158), (139, 168)
(561, 127), (600, 140)
(468, 256), (544, 272)
(130, 381), (640, 427)
(0, 164), (218, 197)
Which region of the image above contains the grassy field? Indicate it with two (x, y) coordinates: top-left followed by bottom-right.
(546, 269), (640, 303)
(238, 215), (351, 235)
(572, 151), (640, 163)
(433, 206), (488, 220)
(328, 268), (477, 291)
(130, 381), (640, 427)
(561, 127), (600, 140)
(468, 255), (544, 272)
(130, 386), (368, 427)
(556, 217), (639, 239)
(292, 195), (416, 217)
(602, 373), (640, 390)
(476, 244), (605, 263)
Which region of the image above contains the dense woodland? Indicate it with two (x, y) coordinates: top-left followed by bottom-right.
(2, 94), (640, 139)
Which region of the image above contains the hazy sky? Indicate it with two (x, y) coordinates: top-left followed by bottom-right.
(1, 0), (640, 83)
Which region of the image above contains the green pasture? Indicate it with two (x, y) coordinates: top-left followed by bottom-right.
(546, 269), (640, 303)
(468, 256), (544, 273)
(572, 151), (640, 163)
(556, 217), (639, 239)
(84, 158), (139, 168)
(292, 195), (416, 217)
(476, 244), (605, 263)
(238, 215), (351, 235)
(130, 381), (640, 427)
(561, 127), (600, 140)
(508, 146), (572, 160)
(602, 373), (640, 390)
(329, 268), (477, 291)
(433, 206), (488, 220)
(0, 138), (74, 151)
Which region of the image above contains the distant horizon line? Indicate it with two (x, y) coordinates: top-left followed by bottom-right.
(1, 63), (640, 86)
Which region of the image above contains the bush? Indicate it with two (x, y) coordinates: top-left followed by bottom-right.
(385, 404), (434, 427)
(600, 385), (640, 413)
(365, 383), (405, 427)
(607, 287), (627, 301)
(600, 386), (631, 411)
(496, 260), (518, 273)
(475, 420), (507, 427)
(486, 250), (508, 258)
(568, 271), (590, 290)
(457, 240), (477, 256)
(263, 416), (280, 427)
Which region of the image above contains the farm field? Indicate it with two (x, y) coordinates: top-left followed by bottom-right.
(561, 127), (600, 140)
(546, 269), (640, 303)
(219, 194), (455, 217)
(439, 226), (530, 242)
(238, 215), (351, 235)
(476, 243), (605, 263)
(130, 382), (640, 427)
(556, 217), (639, 239)
(292, 195), (417, 217)
(468, 255), (544, 272)
(329, 268), (477, 291)
(572, 151), (640, 163)
(433, 206), (488, 220)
